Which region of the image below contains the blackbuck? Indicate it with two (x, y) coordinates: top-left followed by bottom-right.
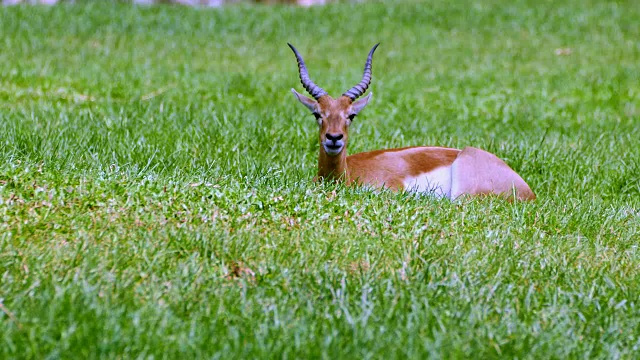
(288, 43), (535, 201)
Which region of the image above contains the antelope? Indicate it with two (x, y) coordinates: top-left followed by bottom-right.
(288, 43), (536, 201)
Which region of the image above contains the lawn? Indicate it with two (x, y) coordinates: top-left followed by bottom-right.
(1, 0), (639, 358)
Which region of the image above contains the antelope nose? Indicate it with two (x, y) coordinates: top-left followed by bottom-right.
(326, 133), (343, 142)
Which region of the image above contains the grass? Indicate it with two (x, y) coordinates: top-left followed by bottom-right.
(1, 0), (639, 358)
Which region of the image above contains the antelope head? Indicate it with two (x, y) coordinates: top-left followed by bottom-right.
(289, 43), (379, 157)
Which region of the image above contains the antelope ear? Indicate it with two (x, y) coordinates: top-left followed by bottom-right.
(351, 92), (372, 115)
(291, 89), (318, 113)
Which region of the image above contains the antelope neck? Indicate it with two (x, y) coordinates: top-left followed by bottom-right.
(318, 147), (348, 180)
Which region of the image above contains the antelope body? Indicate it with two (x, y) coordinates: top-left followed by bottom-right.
(288, 43), (535, 201)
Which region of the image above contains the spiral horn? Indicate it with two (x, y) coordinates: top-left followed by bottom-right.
(342, 43), (379, 101)
(287, 43), (328, 100)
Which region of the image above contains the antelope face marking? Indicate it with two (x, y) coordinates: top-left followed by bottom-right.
(317, 97), (352, 156)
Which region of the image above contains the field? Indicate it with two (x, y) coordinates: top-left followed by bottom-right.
(1, 0), (639, 358)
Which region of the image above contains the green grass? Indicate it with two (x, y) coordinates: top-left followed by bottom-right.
(1, 0), (639, 358)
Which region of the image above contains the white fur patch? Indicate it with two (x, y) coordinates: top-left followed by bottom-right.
(402, 166), (452, 198)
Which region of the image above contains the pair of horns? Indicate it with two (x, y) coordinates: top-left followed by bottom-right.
(288, 43), (379, 101)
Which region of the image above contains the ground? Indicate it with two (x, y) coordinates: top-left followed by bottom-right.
(0, 0), (639, 358)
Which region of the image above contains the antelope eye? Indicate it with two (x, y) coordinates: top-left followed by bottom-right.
(313, 112), (322, 120)
(348, 114), (356, 121)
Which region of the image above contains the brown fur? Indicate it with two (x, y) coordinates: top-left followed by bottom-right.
(346, 146), (460, 189)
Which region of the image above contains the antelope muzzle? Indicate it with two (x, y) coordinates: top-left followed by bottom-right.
(323, 133), (344, 156)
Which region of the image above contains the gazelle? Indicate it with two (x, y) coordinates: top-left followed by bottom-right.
(288, 43), (535, 201)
